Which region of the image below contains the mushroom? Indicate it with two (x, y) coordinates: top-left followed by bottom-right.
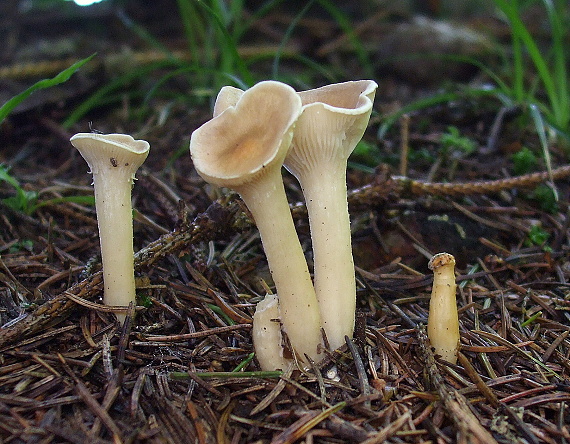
(427, 252), (460, 364)
(70, 133), (150, 322)
(283, 80), (378, 351)
(251, 294), (290, 371)
(190, 81), (323, 368)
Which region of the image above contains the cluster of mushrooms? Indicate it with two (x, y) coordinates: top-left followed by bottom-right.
(69, 80), (461, 371)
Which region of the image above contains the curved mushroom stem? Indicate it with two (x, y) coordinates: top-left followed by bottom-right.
(237, 168), (323, 364)
(427, 252), (460, 364)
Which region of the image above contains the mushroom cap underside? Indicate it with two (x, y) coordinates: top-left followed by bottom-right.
(298, 80), (377, 112)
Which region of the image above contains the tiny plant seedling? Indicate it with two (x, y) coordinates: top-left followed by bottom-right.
(512, 146), (537, 175)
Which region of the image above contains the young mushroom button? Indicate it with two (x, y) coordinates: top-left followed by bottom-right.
(70, 133), (150, 323)
(190, 81), (324, 369)
(427, 252), (460, 364)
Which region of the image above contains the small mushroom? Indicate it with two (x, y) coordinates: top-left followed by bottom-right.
(252, 294), (290, 371)
(284, 80), (378, 351)
(70, 133), (150, 322)
(190, 81), (323, 368)
(427, 252), (460, 364)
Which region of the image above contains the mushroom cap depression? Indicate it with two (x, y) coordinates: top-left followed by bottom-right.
(190, 81), (302, 189)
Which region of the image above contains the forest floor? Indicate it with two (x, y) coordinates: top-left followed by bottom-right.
(0, 1), (569, 443)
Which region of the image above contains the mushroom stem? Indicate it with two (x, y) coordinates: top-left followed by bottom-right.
(237, 167), (322, 364)
(92, 170), (137, 315)
(296, 161), (354, 351)
(427, 252), (460, 364)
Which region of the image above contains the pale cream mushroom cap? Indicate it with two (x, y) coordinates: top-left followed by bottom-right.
(70, 133), (150, 178)
(191, 81), (300, 189)
(213, 85), (244, 118)
(286, 80), (378, 172)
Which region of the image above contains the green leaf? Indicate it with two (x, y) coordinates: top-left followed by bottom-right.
(8, 239), (33, 253)
(0, 54), (95, 124)
(526, 224), (550, 247)
(0, 164), (37, 214)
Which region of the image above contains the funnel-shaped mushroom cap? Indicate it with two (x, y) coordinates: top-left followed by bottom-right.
(70, 132), (149, 322)
(213, 85), (244, 118)
(298, 80), (377, 109)
(191, 81), (302, 188)
(286, 80), (377, 172)
(70, 133), (150, 179)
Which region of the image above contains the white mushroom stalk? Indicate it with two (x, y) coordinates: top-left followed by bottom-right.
(190, 81), (323, 368)
(427, 252), (460, 364)
(70, 133), (150, 322)
(283, 80), (377, 351)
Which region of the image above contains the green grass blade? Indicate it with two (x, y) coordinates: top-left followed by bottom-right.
(0, 164), (20, 189)
(509, 0), (524, 102)
(63, 60), (183, 128)
(227, 0), (247, 39)
(541, 0), (569, 128)
(512, 31), (524, 102)
(493, 0), (559, 117)
(232, 352), (255, 372)
(194, 0), (254, 86)
(33, 195), (95, 212)
(272, 0), (316, 78)
(175, 0), (203, 66)
(529, 104), (556, 198)
(117, 10), (174, 57)
(316, 0), (374, 78)
(0, 54), (95, 125)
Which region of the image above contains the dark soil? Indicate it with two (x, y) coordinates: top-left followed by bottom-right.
(1, 1), (569, 443)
